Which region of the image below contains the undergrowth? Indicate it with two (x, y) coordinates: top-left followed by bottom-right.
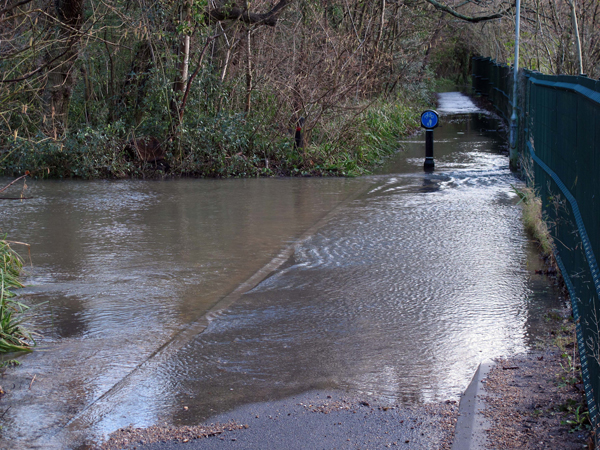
(0, 89), (430, 179)
(0, 239), (33, 354)
(307, 100), (423, 176)
(551, 314), (592, 434)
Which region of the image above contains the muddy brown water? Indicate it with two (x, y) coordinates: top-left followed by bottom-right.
(0, 93), (565, 449)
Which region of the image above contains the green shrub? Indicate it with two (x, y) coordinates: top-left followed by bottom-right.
(0, 239), (33, 354)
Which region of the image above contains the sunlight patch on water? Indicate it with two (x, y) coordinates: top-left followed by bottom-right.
(437, 92), (483, 114)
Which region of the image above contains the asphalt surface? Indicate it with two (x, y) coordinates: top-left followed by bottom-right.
(104, 390), (458, 450)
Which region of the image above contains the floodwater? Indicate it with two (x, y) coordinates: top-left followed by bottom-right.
(0, 93), (564, 449)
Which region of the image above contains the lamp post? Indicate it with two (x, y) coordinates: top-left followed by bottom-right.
(509, 0), (521, 169)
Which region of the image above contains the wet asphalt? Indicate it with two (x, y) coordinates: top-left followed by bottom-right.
(119, 390), (456, 450)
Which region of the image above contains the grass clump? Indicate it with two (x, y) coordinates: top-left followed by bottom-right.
(512, 185), (555, 260)
(305, 100), (425, 177)
(0, 239), (33, 354)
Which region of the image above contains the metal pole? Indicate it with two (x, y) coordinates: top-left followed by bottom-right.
(509, 0), (521, 169)
(424, 130), (434, 171)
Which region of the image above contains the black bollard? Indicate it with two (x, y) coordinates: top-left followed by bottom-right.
(424, 129), (434, 171)
(420, 110), (439, 172)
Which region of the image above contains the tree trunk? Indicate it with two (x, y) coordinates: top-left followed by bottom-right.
(567, 0), (584, 74)
(171, 1), (192, 126)
(375, 0), (386, 50)
(42, 0), (85, 135)
(245, 28), (253, 114)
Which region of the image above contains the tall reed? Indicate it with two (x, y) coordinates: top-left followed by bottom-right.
(0, 239), (32, 353)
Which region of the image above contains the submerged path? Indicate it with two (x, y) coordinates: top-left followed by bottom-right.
(0, 93), (563, 449)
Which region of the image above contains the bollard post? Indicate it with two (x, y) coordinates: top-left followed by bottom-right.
(424, 129), (434, 170)
(420, 110), (439, 171)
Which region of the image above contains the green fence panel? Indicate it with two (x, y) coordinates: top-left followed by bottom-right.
(473, 57), (600, 442)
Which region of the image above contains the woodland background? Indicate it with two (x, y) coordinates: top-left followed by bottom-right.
(1, 0), (598, 178)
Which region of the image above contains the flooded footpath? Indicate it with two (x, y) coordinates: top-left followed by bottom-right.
(0, 93), (566, 449)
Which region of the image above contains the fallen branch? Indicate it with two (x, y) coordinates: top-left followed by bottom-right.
(0, 172), (29, 194)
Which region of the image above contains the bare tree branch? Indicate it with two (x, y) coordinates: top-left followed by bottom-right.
(423, 0), (513, 22)
(208, 0), (291, 26)
(0, 0), (34, 18)
(0, 47), (73, 82)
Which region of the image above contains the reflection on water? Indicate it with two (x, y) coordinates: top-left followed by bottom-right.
(0, 177), (364, 448)
(436, 92), (484, 114)
(0, 93), (565, 448)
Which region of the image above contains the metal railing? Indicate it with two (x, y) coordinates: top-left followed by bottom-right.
(473, 56), (600, 441)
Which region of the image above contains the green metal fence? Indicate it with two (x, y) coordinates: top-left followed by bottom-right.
(473, 56), (600, 440)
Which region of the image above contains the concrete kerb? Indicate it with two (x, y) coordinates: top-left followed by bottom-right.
(452, 361), (496, 450)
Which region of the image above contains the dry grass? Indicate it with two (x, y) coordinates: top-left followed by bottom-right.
(513, 185), (555, 261)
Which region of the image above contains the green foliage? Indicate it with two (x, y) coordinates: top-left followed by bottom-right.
(1, 82), (433, 179)
(326, 4), (344, 28)
(0, 239), (33, 354)
(433, 77), (460, 92)
(0, 0), (445, 180)
(560, 402), (591, 432)
(2, 124), (133, 179)
(429, 36), (473, 85)
(306, 93), (427, 176)
(0, 359), (21, 368)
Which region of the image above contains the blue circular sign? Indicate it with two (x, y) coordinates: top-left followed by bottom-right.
(421, 110), (439, 129)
